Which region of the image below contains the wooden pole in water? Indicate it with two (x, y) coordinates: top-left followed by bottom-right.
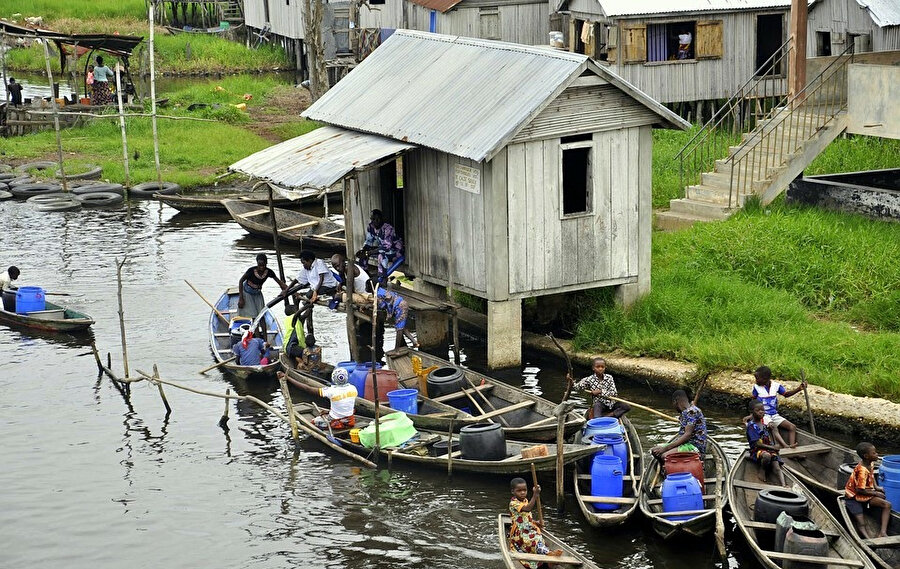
(343, 176), (359, 361)
(530, 462), (544, 525)
(220, 388), (231, 429)
(263, 182), (288, 295)
(41, 38), (68, 192)
(801, 369), (816, 436)
(278, 370), (299, 441)
(555, 402), (566, 510)
(114, 64), (131, 189)
(153, 364), (172, 415)
(1, 31), (9, 106)
(447, 419), (454, 476)
(148, 1), (163, 186)
(116, 257), (130, 378)
(446, 210), (460, 364)
(372, 283), (381, 451)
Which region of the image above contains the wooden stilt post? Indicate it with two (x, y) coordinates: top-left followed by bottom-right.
(343, 176), (360, 361)
(153, 364), (172, 415)
(1, 31), (9, 106)
(265, 182), (287, 285)
(447, 419), (454, 476)
(219, 388), (231, 429)
(148, 1), (163, 186)
(372, 283), (381, 451)
(115, 257), (130, 378)
(278, 370), (299, 441)
(555, 402), (566, 510)
(114, 64), (131, 190)
(451, 309), (460, 365)
(41, 39), (68, 192)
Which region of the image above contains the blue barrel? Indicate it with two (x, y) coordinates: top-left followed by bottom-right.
(590, 454), (624, 512)
(387, 389), (418, 415)
(593, 433), (628, 472)
(662, 472), (704, 521)
(336, 361), (357, 374)
(879, 455), (900, 513)
(583, 417), (621, 440)
(15, 286), (45, 314)
(350, 362), (382, 394)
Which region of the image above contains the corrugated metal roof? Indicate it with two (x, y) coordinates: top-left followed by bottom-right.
(595, 0), (791, 18)
(854, 0), (900, 26)
(303, 30), (684, 162)
(229, 126), (414, 192)
(407, 0), (465, 13)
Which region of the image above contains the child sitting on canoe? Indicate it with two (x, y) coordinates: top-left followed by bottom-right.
(845, 442), (893, 539)
(299, 334), (322, 372)
(749, 366), (806, 448)
(650, 390), (707, 460)
(746, 400), (786, 486)
(571, 357), (630, 419)
(313, 367), (357, 430)
(508, 478), (562, 567)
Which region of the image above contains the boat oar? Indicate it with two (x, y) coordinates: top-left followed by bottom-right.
(312, 402), (341, 446)
(198, 356), (236, 374)
(184, 280), (229, 325)
(604, 395), (678, 423)
(530, 462), (544, 526)
(801, 369), (816, 436)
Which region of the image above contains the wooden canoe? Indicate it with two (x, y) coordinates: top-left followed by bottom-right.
(777, 428), (857, 498)
(836, 496), (900, 569)
(498, 514), (600, 569)
(386, 349), (585, 442)
(638, 436), (729, 540)
(0, 300), (93, 332)
(573, 417), (643, 527)
(222, 199), (345, 253)
(728, 450), (875, 569)
(157, 191), (294, 212)
(291, 402), (599, 475)
(209, 287), (283, 378)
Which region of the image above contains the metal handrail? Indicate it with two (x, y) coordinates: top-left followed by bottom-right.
(675, 37), (794, 193)
(725, 43), (855, 207)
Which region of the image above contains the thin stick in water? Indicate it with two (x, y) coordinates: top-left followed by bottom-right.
(153, 364), (172, 416)
(219, 388), (230, 429)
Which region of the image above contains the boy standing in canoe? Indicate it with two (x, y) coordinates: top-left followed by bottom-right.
(750, 366), (806, 448)
(845, 442), (893, 539)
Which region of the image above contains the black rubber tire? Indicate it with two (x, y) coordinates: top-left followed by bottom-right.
(129, 181), (181, 197)
(754, 488), (809, 524)
(36, 201), (82, 212)
(0, 164), (12, 173)
(26, 193), (74, 204)
(10, 183), (64, 197)
(76, 191), (124, 206)
(0, 172), (18, 181)
(0, 190), (12, 200)
(56, 165), (102, 180)
(16, 161), (57, 173)
(71, 183), (125, 196)
(8, 176), (36, 187)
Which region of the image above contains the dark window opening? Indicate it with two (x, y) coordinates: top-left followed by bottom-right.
(573, 19), (586, 54)
(562, 146), (591, 216)
(647, 21), (695, 62)
(561, 133), (592, 144)
(815, 31), (832, 56)
(755, 14), (784, 75)
(370, 0), (386, 5)
(378, 160), (405, 238)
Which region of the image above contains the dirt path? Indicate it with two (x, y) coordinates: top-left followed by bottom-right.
(246, 86), (312, 143)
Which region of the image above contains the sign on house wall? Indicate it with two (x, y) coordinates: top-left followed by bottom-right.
(454, 164), (481, 194)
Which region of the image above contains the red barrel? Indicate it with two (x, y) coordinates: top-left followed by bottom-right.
(665, 452), (705, 487)
(364, 369), (399, 402)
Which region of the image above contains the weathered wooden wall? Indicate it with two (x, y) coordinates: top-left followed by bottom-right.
(357, 0), (404, 29)
(404, 0), (549, 45)
(807, 0), (900, 54)
(243, 0), (305, 39)
(243, 0), (269, 31)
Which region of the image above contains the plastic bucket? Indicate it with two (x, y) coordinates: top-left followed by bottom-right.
(661, 472), (703, 521)
(583, 417), (621, 440)
(590, 454), (624, 511)
(349, 429), (360, 443)
(15, 286), (45, 314)
(387, 388), (418, 415)
(879, 455), (900, 512)
(593, 433), (628, 473)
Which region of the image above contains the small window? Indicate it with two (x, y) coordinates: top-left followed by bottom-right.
(479, 8), (500, 40)
(646, 21), (696, 62)
(561, 143), (592, 216)
(369, 0), (386, 5)
(815, 31), (831, 56)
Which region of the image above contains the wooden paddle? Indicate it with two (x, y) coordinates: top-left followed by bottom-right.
(184, 280), (229, 325)
(604, 395), (678, 423)
(801, 369), (816, 436)
(312, 402), (341, 446)
(530, 462), (544, 526)
(198, 356), (236, 374)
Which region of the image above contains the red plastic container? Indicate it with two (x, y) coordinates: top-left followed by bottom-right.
(364, 369), (399, 402)
(664, 452), (705, 487)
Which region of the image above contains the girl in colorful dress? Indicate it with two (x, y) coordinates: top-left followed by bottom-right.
(507, 478), (562, 568)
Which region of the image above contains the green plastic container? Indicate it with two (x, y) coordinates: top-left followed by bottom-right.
(359, 412), (417, 448)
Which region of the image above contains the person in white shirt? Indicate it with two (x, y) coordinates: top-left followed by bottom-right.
(314, 367), (357, 429)
(0, 266), (20, 292)
(291, 251), (339, 304)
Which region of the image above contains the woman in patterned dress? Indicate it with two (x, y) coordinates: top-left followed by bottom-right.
(507, 478), (562, 568)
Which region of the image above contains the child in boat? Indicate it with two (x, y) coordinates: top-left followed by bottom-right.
(314, 367), (357, 430)
(300, 334), (322, 372)
(750, 366), (806, 448)
(746, 400), (786, 486)
(571, 357), (630, 419)
(650, 390), (707, 460)
(508, 478), (562, 567)
(845, 442), (893, 539)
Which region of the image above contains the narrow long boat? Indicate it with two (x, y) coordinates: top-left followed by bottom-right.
(209, 287), (283, 378)
(0, 300), (93, 332)
(776, 427), (857, 498)
(291, 402), (598, 475)
(223, 199), (345, 252)
(386, 349), (585, 442)
(638, 436), (729, 540)
(498, 514), (601, 569)
(157, 191), (293, 213)
(574, 417), (643, 527)
(837, 496), (900, 569)
(728, 450), (875, 569)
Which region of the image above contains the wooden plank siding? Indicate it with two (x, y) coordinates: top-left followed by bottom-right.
(403, 0), (548, 45)
(806, 0), (900, 54)
(243, 0), (268, 30)
(358, 0), (404, 29)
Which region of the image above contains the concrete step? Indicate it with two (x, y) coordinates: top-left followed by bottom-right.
(685, 184), (755, 206)
(668, 198), (734, 220)
(655, 210), (716, 231)
(701, 171), (769, 193)
(715, 157), (785, 177)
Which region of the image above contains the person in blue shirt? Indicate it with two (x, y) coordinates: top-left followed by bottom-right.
(377, 287), (418, 350)
(232, 329), (268, 366)
(746, 400), (785, 486)
(749, 366), (806, 448)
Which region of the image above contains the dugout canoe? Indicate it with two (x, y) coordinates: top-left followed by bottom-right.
(498, 514), (601, 569)
(776, 428), (857, 498)
(728, 450), (875, 569)
(574, 417), (643, 527)
(837, 496), (900, 569)
(290, 402), (599, 475)
(209, 287), (283, 378)
(223, 199), (345, 252)
(639, 436), (729, 540)
(0, 300), (94, 332)
(157, 191), (292, 212)
(385, 348), (585, 442)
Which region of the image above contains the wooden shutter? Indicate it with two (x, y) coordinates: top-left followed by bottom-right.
(622, 24), (646, 63)
(695, 20), (723, 59)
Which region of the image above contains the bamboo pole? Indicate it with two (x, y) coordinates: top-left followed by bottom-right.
(278, 369), (299, 441)
(114, 64), (131, 190)
(148, 1), (163, 186)
(530, 462), (544, 525)
(184, 279), (229, 325)
(555, 403), (565, 509)
(446, 419), (454, 476)
(264, 182), (286, 287)
(153, 364), (172, 415)
(116, 257), (130, 378)
(1, 31), (9, 106)
(219, 388), (230, 429)
(606, 395), (677, 423)
(343, 177), (360, 361)
(198, 356), (236, 374)
(801, 369), (816, 436)
(41, 38), (68, 192)
(372, 283), (380, 451)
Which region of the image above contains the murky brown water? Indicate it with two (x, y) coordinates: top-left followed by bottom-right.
(0, 199), (893, 568)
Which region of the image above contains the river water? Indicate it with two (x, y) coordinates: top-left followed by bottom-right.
(0, 200), (892, 568)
